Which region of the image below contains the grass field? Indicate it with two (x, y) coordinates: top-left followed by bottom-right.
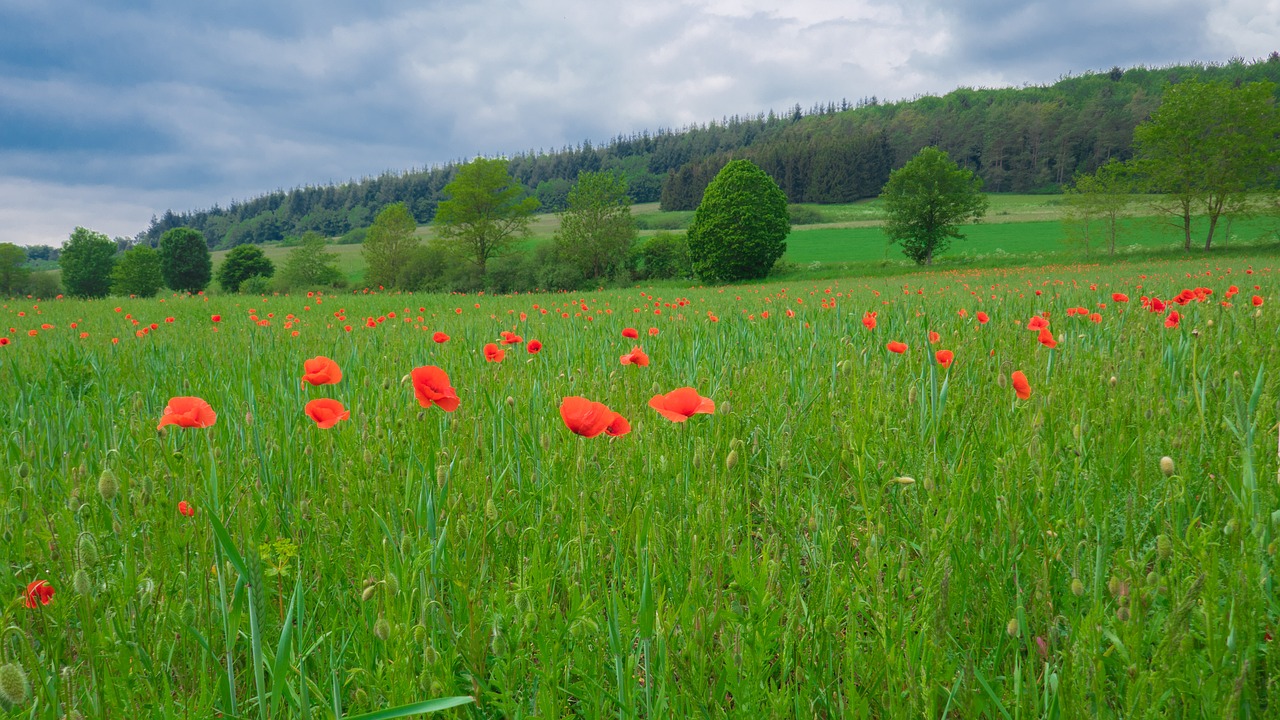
(1, 251), (1277, 717)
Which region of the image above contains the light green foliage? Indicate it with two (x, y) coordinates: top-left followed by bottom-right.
(158, 227), (213, 293)
(686, 159), (790, 282)
(1133, 78), (1280, 250)
(434, 157), (540, 274)
(1062, 160), (1134, 256)
(278, 231), (345, 290)
(59, 226), (117, 298)
(554, 171), (636, 282)
(111, 244), (165, 297)
(362, 202), (419, 289)
(880, 147), (989, 265)
(0, 243), (30, 296)
(216, 244), (275, 293)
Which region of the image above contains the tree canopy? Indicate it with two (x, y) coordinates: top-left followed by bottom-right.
(686, 159), (790, 282)
(434, 158), (539, 275)
(0, 243), (30, 296)
(879, 147), (988, 265)
(60, 227), (117, 298)
(159, 227), (212, 293)
(554, 171), (636, 282)
(362, 202), (419, 288)
(111, 245), (165, 297)
(216, 244), (275, 293)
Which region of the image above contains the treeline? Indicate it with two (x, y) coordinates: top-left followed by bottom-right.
(138, 57), (1280, 247)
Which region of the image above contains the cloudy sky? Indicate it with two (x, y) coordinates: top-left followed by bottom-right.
(1, 0), (1275, 245)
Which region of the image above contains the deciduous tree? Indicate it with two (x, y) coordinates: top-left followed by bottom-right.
(111, 245), (164, 297)
(362, 202), (419, 288)
(434, 158), (539, 275)
(1062, 160), (1133, 256)
(216, 244), (275, 293)
(60, 227), (117, 298)
(159, 227), (212, 292)
(686, 159), (790, 282)
(555, 172), (636, 282)
(0, 243), (30, 296)
(879, 147), (988, 265)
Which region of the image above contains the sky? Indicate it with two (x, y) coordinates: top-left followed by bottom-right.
(1, 0), (1276, 246)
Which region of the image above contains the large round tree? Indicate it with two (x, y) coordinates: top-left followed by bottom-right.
(60, 227), (117, 298)
(880, 147), (988, 265)
(686, 159), (789, 282)
(216, 244), (275, 293)
(159, 227), (212, 293)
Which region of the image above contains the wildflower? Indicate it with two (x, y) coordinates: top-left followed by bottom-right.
(410, 366), (460, 412)
(976, 311), (989, 324)
(1252, 295), (1264, 307)
(527, 339), (542, 354)
(301, 356), (342, 386)
(23, 580), (54, 609)
(433, 331), (450, 343)
(622, 327), (639, 339)
(157, 397), (217, 430)
(620, 346), (650, 366)
(305, 398), (351, 429)
(178, 500), (196, 517)
(935, 350), (954, 368)
(649, 387), (716, 423)
(1037, 326), (1057, 348)
(560, 397), (629, 438)
(1164, 311), (1181, 328)
(861, 312), (877, 330)
(648, 327), (659, 336)
(928, 331), (940, 344)
(484, 343), (505, 362)
(1027, 316), (1049, 331)
(499, 330), (523, 345)
(1111, 293), (1128, 303)
(886, 341), (907, 354)
(1011, 371), (1032, 400)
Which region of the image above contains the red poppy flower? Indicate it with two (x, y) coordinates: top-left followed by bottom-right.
(622, 327), (639, 339)
(302, 356), (342, 386)
(648, 387), (715, 423)
(1111, 293), (1129, 303)
(560, 396), (628, 438)
(1027, 316), (1049, 331)
(410, 366), (460, 412)
(1037, 327), (1057, 348)
(178, 500), (196, 517)
(0, 338), (8, 346)
(484, 343), (505, 362)
(305, 398), (350, 429)
(976, 311), (989, 324)
(861, 312), (877, 331)
(886, 341), (907, 354)
(527, 339), (542, 354)
(433, 331), (450, 343)
(1011, 371), (1032, 400)
(211, 314), (221, 322)
(620, 346), (650, 366)
(935, 350), (954, 368)
(157, 397), (217, 430)
(500, 331), (523, 345)
(648, 327), (659, 336)
(928, 331), (940, 344)
(1226, 285), (1239, 298)
(1164, 311), (1181, 328)
(1090, 312), (1102, 323)
(24, 579), (54, 609)
(1252, 295), (1264, 307)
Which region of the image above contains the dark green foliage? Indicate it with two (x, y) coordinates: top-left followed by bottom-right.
(362, 202), (419, 288)
(788, 205), (828, 225)
(158, 227), (212, 293)
(111, 245), (165, 297)
(0, 243), (30, 296)
(555, 171), (636, 282)
(337, 227), (368, 245)
(59, 227), (117, 298)
(880, 147), (989, 265)
(534, 179), (572, 212)
(216, 244), (275, 293)
(634, 232), (692, 280)
(22, 271), (61, 298)
(687, 160), (790, 282)
(278, 232), (345, 291)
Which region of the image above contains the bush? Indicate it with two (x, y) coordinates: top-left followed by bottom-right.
(485, 252), (537, 294)
(216, 244), (275, 293)
(788, 205), (828, 225)
(337, 227), (368, 245)
(22, 271), (62, 299)
(634, 232), (692, 280)
(240, 275), (273, 296)
(687, 159), (790, 282)
(111, 245), (165, 297)
(159, 227), (213, 292)
(635, 214), (691, 231)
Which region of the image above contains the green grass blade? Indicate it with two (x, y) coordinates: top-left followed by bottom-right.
(341, 696), (475, 720)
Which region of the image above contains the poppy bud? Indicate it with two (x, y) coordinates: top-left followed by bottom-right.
(413, 624), (427, 643)
(181, 598), (196, 626)
(908, 387), (917, 404)
(77, 533), (99, 567)
(16, 462), (29, 479)
(725, 449), (739, 471)
(73, 568), (92, 596)
(505, 396), (515, 408)
(399, 536), (411, 557)
(490, 626), (507, 655)
(1157, 534), (1172, 559)
(1159, 457), (1175, 477)
(304, 445), (313, 457)
(1146, 571), (1159, 587)
(382, 378), (392, 391)
(1070, 578), (1084, 597)
(1108, 376), (1117, 388)
(97, 469), (118, 502)
(385, 572), (400, 596)
(721, 400), (731, 415)
(373, 615), (390, 641)
(892, 476), (916, 485)
(245, 411), (254, 427)
(1224, 518), (1238, 536)
(361, 584), (378, 602)
(436, 464), (448, 486)
(1115, 607), (1130, 622)
(423, 645), (439, 665)
(0, 662), (31, 707)
(1006, 617), (1019, 637)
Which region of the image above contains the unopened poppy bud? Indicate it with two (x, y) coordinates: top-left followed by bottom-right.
(997, 373), (1007, 388)
(78, 533), (99, 567)
(400, 536), (411, 557)
(413, 624), (427, 642)
(1006, 617), (1019, 637)
(1070, 578), (1085, 597)
(400, 373), (411, 384)
(0, 662), (32, 707)
(908, 387), (917, 404)
(725, 449), (739, 471)
(1109, 376), (1117, 388)
(1159, 456), (1175, 477)
(382, 378), (392, 391)
(1224, 518), (1238, 536)
(721, 400), (731, 414)
(361, 584), (378, 602)
(373, 615), (390, 641)
(181, 599), (197, 626)
(16, 462), (29, 479)
(505, 396), (515, 408)
(304, 444), (313, 457)
(73, 568), (92, 596)
(98, 469), (119, 502)
(892, 476), (916, 485)
(1146, 571), (1159, 587)
(385, 572), (400, 596)
(1115, 606), (1130, 622)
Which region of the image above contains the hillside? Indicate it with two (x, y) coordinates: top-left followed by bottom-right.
(138, 57), (1280, 249)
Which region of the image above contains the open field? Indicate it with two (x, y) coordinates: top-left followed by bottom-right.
(2, 253), (1278, 717)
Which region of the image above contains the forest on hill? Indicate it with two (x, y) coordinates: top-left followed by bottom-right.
(136, 57), (1280, 249)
